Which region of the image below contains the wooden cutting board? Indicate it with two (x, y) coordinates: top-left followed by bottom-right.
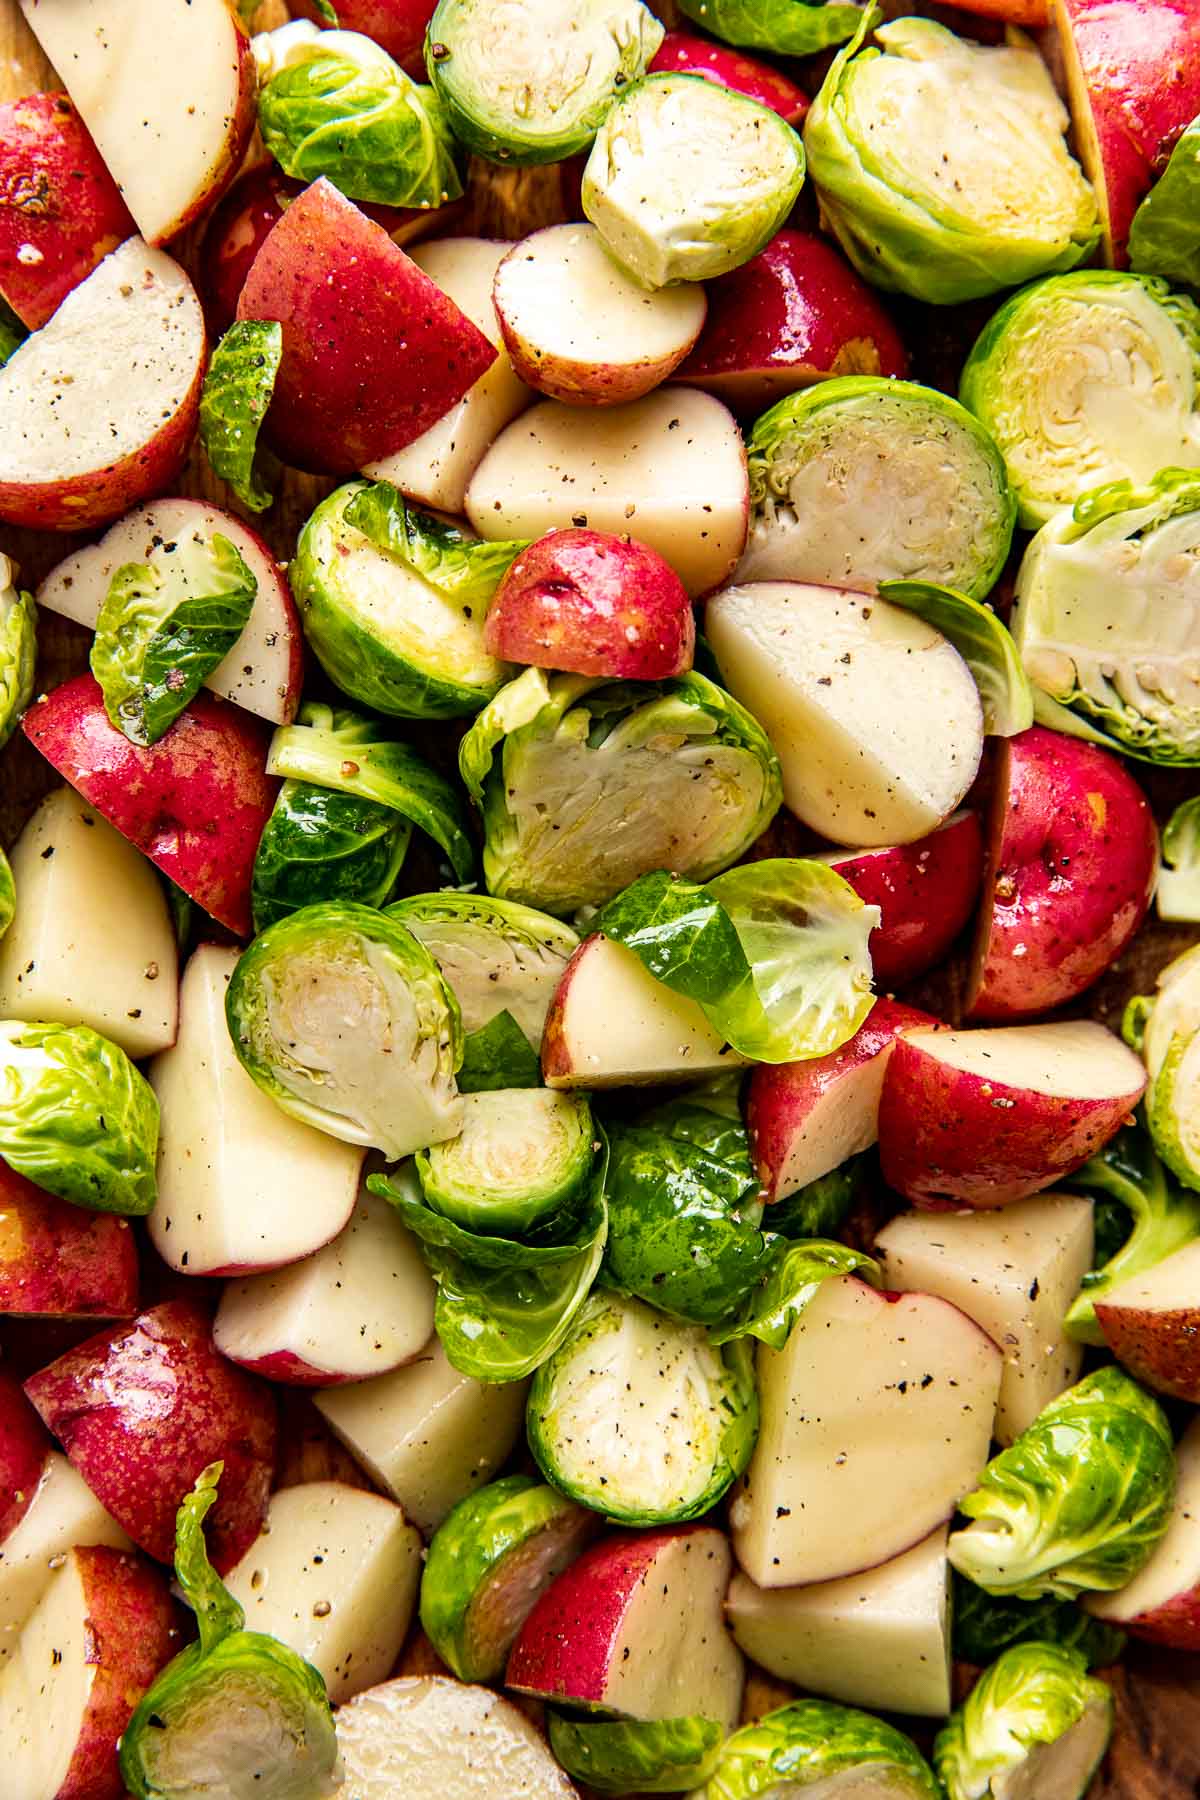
(0, 4), (1197, 1794)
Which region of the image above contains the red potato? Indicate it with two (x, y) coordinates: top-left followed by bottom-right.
(817, 811), (983, 991)
(966, 727), (1158, 1021)
(0, 1372), (48, 1545)
(23, 675), (279, 939)
(676, 230), (908, 417)
(954, 0), (1051, 21)
(0, 238), (206, 533)
(23, 1298), (277, 1574)
(879, 1020), (1147, 1209)
(650, 30), (809, 123)
(236, 177), (497, 475)
(0, 92), (134, 330)
(484, 527), (695, 679)
(0, 1164), (138, 1321)
(748, 998), (936, 1204)
(291, 0), (436, 75)
(1093, 1240), (1200, 1401)
(1086, 1416), (1200, 1648)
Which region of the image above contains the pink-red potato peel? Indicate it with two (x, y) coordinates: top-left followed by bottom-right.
(818, 810), (983, 990)
(0, 1162), (138, 1320)
(650, 31), (809, 122)
(0, 1371), (49, 1545)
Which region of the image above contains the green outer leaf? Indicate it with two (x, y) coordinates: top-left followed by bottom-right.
(879, 579), (1033, 736)
(1146, 1026), (1200, 1190)
(173, 1464), (245, 1654)
(596, 869), (751, 1011)
(0, 572), (36, 751)
(951, 1575), (1126, 1670)
(711, 1238), (878, 1349)
(548, 1711), (723, 1793)
(701, 1698), (940, 1800)
(0, 846), (14, 939)
(1158, 794), (1200, 919)
(678, 0), (862, 56)
(766, 1152), (869, 1240)
(637, 1093), (752, 1179)
(198, 320), (282, 514)
(1031, 684), (1131, 750)
(0, 296), (26, 367)
(934, 1642), (1113, 1800)
(370, 1161), (583, 1269)
(1129, 120), (1200, 288)
(345, 482), (527, 598)
(251, 779), (412, 934)
(417, 1089), (593, 1236)
(457, 1009), (541, 1092)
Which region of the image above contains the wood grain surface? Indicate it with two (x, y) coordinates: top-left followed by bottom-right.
(0, 3), (1197, 1794)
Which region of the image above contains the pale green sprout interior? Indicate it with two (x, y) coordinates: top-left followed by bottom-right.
(136, 1665), (341, 1800)
(1158, 798), (1200, 919)
(425, 1089), (591, 1206)
(394, 895), (579, 1041)
(0, 552), (37, 749)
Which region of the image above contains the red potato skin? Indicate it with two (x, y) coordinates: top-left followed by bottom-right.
(23, 1299), (277, 1574)
(676, 230), (908, 417)
(0, 1368), (49, 1543)
(966, 727), (1158, 1021)
(0, 92), (134, 330)
(650, 30), (809, 123)
(1093, 1300), (1200, 1403)
(822, 812), (984, 990)
(22, 675), (279, 938)
(291, 0), (436, 75)
(955, 0), (1050, 22)
(484, 527), (696, 679)
(0, 1162), (138, 1319)
(1118, 1585), (1200, 1651)
(216, 1346), (344, 1387)
(236, 177), (497, 474)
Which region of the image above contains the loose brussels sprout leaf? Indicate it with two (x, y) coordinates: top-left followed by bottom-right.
(527, 1289), (758, 1524)
(458, 668), (782, 916)
(251, 780), (412, 934)
(198, 320), (283, 515)
(121, 1464), (340, 1800)
(701, 1698), (941, 1800)
(417, 1089), (594, 1236)
(711, 1238), (879, 1349)
(0, 1018), (158, 1215)
(582, 74), (805, 288)
(549, 1711), (724, 1793)
(1129, 120), (1200, 290)
(678, 0), (863, 57)
(0, 296), (26, 367)
(268, 702), (475, 884)
(880, 581), (1032, 736)
(91, 532), (257, 747)
(0, 846), (13, 940)
(257, 22), (462, 209)
(947, 1367), (1175, 1600)
(457, 1009), (541, 1093)
(934, 1643), (1113, 1800)
(803, 17), (1098, 306)
(766, 1151), (870, 1241)
(388, 892), (579, 1045)
(292, 483), (517, 720)
(163, 876), (197, 953)
(951, 1575), (1126, 1671)
(226, 901), (463, 1160)
(637, 1091), (752, 1180)
(741, 378), (1015, 599)
(1158, 795), (1200, 919)
(1013, 468), (1200, 761)
(960, 273), (1200, 529)
(372, 1160), (587, 1269)
(0, 556), (36, 751)
(425, 0), (664, 165)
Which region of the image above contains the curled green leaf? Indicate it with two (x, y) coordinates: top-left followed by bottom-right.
(198, 320), (283, 514)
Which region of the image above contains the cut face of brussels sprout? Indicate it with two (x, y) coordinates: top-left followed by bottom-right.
(1157, 798), (1200, 920)
(933, 1643), (1113, 1800)
(417, 1090), (594, 1236)
(739, 379), (1014, 598)
(252, 781), (412, 933)
(0, 555), (36, 750)
(226, 902), (463, 1162)
(701, 1698), (942, 1800)
(425, 0), (664, 165)
(960, 274), (1200, 529)
(388, 893), (579, 1045)
(582, 74), (805, 288)
(549, 1711), (723, 1793)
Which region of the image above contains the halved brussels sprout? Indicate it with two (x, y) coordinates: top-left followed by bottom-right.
(417, 1089), (594, 1236)
(739, 379), (1015, 599)
(251, 780), (412, 933)
(0, 847), (13, 940)
(880, 581), (1032, 737)
(952, 1576), (1125, 1671)
(700, 1698), (941, 1799)
(458, 668), (782, 916)
(121, 1464), (339, 1800)
(948, 1368), (1175, 1601)
(678, 0), (862, 57)
(1129, 950), (1200, 1194)
(198, 320), (282, 515)
(581, 74), (805, 288)
(934, 1643), (1113, 1800)
(803, 17), (1098, 305)
(388, 892), (579, 1045)
(291, 481), (523, 720)
(960, 273), (1200, 529)
(549, 1711), (724, 1793)
(425, 0), (664, 165)
(527, 1289), (758, 1524)
(0, 298), (25, 367)
(711, 1238), (879, 1349)
(1129, 119), (1200, 290)
(0, 555), (36, 750)
(1157, 796), (1200, 920)
(226, 901), (463, 1161)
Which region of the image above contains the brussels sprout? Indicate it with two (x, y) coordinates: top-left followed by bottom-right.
(251, 780), (412, 933)
(880, 581), (1032, 737)
(0, 297), (26, 367)
(121, 1464), (339, 1800)
(638, 1091), (752, 1180)
(420, 1474), (597, 1682)
(934, 1643), (1113, 1800)
(951, 1575), (1126, 1671)
(0, 846), (14, 940)
(678, 0), (862, 57)
(198, 320), (282, 515)
(292, 482), (523, 720)
(458, 667), (782, 916)
(0, 556), (36, 750)
(456, 1009), (541, 1093)
(700, 1698), (941, 1799)
(1129, 120), (1200, 290)
(803, 17), (1098, 306)
(765, 1152), (869, 1242)
(711, 1238), (879, 1349)
(1157, 795), (1200, 919)
(741, 379), (1015, 599)
(960, 273), (1200, 529)
(0, 1018), (158, 1215)
(527, 1289), (757, 1524)
(1126, 951), (1200, 1194)
(581, 74), (805, 288)
(226, 901), (463, 1161)
(91, 531), (257, 747)
(425, 0), (664, 165)
(256, 21), (462, 209)
(548, 1712), (724, 1793)
(947, 1368), (1175, 1601)
(596, 860), (877, 1064)
(267, 702), (475, 884)
(387, 892), (579, 1045)
(417, 1089), (594, 1236)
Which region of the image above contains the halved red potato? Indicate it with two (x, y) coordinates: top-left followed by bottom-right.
(1086, 1416), (1200, 1647)
(1094, 1240), (1200, 1402)
(0, 1163), (138, 1321)
(291, 0), (436, 75)
(0, 1453), (132, 1664)
(0, 1372), (48, 1546)
(650, 30), (809, 123)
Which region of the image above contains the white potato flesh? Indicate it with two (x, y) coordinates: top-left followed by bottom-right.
(707, 581), (983, 846)
(366, 238), (533, 514)
(224, 1482), (421, 1706)
(0, 239), (205, 486)
(0, 787), (178, 1058)
(18, 0), (249, 244)
(334, 1677), (577, 1799)
(37, 500), (301, 724)
(0, 1454), (130, 1663)
(1094, 1237), (1200, 1314)
(466, 387), (748, 597)
(148, 946), (364, 1276)
(492, 224), (706, 404)
(768, 1050), (896, 1197)
(214, 1187), (436, 1384)
(726, 1527), (952, 1717)
(903, 1020), (1147, 1098)
(1087, 1415), (1200, 1623)
(315, 1336), (528, 1535)
(0, 1550), (96, 1797)
(731, 1277), (1001, 1587)
(875, 1195), (1094, 1444)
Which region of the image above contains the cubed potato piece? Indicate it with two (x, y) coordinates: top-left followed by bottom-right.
(0, 1453), (131, 1662)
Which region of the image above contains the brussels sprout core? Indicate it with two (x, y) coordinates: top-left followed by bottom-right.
(418, 1089), (594, 1236)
